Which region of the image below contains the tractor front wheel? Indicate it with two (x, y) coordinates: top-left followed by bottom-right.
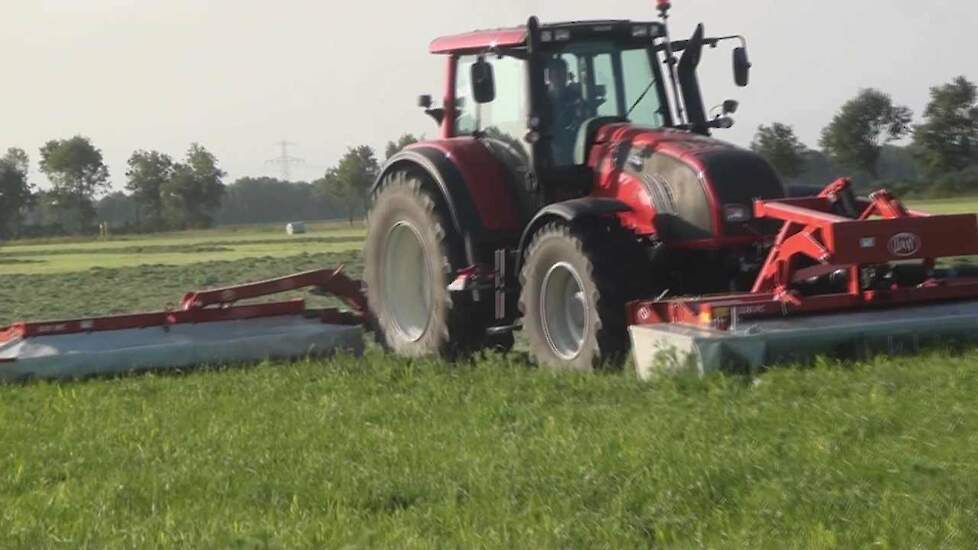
(519, 222), (629, 371)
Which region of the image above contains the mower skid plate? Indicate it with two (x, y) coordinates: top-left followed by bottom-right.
(630, 299), (978, 380)
(0, 315), (363, 382)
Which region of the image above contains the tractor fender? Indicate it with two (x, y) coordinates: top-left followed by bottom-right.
(373, 144), (523, 264)
(517, 198), (632, 265)
(373, 147), (487, 265)
(374, 148), (483, 239)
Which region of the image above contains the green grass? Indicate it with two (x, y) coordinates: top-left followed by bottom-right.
(908, 196), (978, 215)
(3, 353), (978, 547)
(0, 222), (365, 275)
(5, 219), (978, 547)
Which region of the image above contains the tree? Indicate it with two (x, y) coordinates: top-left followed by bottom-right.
(912, 76), (978, 178)
(751, 123), (808, 179)
(160, 144), (226, 229)
(819, 89), (913, 179)
(39, 136), (111, 232)
(315, 167), (361, 224)
(125, 150), (174, 230)
(96, 192), (139, 230)
(216, 177), (344, 225)
(0, 148), (35, 238)
(385, 134), (420, 160)
(333, 145), (379, 221)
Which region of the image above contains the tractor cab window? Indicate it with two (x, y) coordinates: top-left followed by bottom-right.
(543, 40), (666, 165)
(621, 48), (664, 128)
(545, 55), (585, 165)
(454, 54), (529, 159)
(455, 58), (478, 135)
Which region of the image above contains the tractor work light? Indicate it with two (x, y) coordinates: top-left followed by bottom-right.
(724, 204), (751, 223)
(554, 29), (572, 41)
(632, 25), (650, 38)
(540, 30), (553, 42)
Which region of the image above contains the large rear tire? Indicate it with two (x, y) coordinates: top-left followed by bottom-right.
(519, 221), (629, 371)
(365, 170), (484, 358)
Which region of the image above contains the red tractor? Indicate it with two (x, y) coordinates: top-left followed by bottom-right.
(365, 4), (768, 369)
(11, 4), (978, 381)
(364, 4), (978, 373)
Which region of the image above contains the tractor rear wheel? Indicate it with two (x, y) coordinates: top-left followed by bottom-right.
(519, 221), (629, 371)
(365, 170), (484, 358)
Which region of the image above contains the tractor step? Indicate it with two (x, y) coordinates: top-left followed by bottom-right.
(630, 299), (978, 379)
(486, 323), (521, 336)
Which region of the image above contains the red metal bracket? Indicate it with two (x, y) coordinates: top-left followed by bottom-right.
(180, 266), (367, 315)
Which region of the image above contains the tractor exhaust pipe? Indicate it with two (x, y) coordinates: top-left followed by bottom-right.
(655, 0), (686, 125)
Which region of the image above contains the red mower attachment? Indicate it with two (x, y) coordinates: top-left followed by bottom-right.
(0, 267), (367, 381)
(629, 180), (978, 378)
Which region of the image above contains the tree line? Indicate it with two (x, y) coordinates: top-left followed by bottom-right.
(0, 134), (419, 240)
(751, 76), (978, 197)
(3, 76), (975, 239)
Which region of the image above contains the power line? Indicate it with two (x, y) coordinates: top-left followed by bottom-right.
(265, 140), (305, 182)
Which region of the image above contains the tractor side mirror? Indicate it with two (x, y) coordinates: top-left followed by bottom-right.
(733, 47), (751, 87)
(722, 99), (739, 114)
(471, 59), (496, 104)
(418, 94), (432, 109)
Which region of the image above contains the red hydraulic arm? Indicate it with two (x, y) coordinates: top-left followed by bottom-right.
(180, 266), (367, 315)
(1, 267), (367, 343)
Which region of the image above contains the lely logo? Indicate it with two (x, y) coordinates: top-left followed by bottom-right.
(888, 232), (921, 257)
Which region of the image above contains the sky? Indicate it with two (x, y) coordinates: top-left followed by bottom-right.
(3, 0), (976, 190)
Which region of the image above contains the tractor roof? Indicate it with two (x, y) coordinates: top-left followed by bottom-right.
(429, 20), (662, 55)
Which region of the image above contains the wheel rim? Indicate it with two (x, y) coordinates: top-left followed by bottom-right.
(383, 221), (432, 342)
(540, 262), (588, 360)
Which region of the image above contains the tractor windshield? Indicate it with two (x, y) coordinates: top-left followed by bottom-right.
(543, 40), (667, 164)
(452, 39), (669, 167)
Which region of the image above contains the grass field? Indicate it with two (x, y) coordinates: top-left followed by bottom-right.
(909, 196), (978, 215)
(4, 207), (978, 547)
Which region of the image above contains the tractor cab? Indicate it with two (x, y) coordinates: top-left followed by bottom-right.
(421, 11), (751, 200)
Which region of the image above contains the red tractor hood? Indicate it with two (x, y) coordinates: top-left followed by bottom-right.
(587, 123), (785, 246)
(588, 124), (752, 169)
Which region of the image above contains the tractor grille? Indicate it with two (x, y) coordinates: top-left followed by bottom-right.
(699, 149), (785, 236)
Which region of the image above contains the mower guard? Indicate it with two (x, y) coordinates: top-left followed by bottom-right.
(631, 299), (978, 379)
(0, 267), (367, 382)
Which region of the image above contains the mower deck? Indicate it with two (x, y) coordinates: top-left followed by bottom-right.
(630, 299), (978, 379)
(628, 180), (978, 378)
(0, 267), (367, 382)
(0, 315), (363, 382)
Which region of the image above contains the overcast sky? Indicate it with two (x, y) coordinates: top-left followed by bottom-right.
(3, 0), (976, 189)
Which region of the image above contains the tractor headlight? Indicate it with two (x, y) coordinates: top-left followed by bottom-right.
(724, 204), (751, 223)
